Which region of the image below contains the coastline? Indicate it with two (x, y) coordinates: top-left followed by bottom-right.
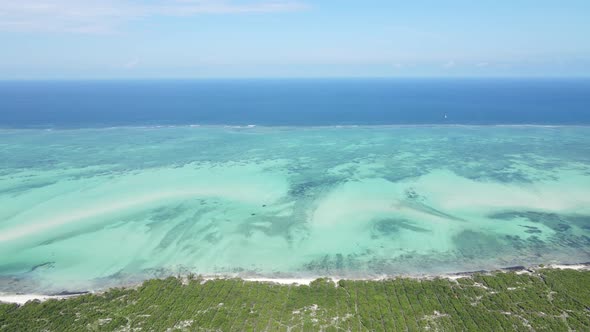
(2, 262), (589, 305)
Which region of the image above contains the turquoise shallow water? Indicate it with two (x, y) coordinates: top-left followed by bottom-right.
(1, 126), (590, 293)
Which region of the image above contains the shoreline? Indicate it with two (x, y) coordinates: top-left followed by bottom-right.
(2, 262), (589, 305)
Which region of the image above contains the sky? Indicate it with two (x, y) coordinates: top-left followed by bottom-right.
(1, 0), (589, 79)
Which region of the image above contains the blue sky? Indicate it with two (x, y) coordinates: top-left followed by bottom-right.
(1, 0), (589, 79)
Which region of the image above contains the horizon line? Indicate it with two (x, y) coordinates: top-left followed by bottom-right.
(2, 76), (590, 82)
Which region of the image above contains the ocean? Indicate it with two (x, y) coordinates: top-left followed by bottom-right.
(0, 79), (589, 293)
(1, 78), (590, 127)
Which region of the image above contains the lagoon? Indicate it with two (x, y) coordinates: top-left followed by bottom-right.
(1, 125), (589, 293)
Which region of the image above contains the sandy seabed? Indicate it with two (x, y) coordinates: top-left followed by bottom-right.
(1, 126), (590, 294)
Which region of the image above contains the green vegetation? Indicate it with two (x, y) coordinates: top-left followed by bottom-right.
(1, 269), (590, 331)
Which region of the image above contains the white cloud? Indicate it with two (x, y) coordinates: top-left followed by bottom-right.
(0, 0), (308, 33)
(122, 58), (140, 69)
(443, 60), (455, 68)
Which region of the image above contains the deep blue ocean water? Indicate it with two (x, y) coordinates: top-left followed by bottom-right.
(1, 79), (589, 127)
